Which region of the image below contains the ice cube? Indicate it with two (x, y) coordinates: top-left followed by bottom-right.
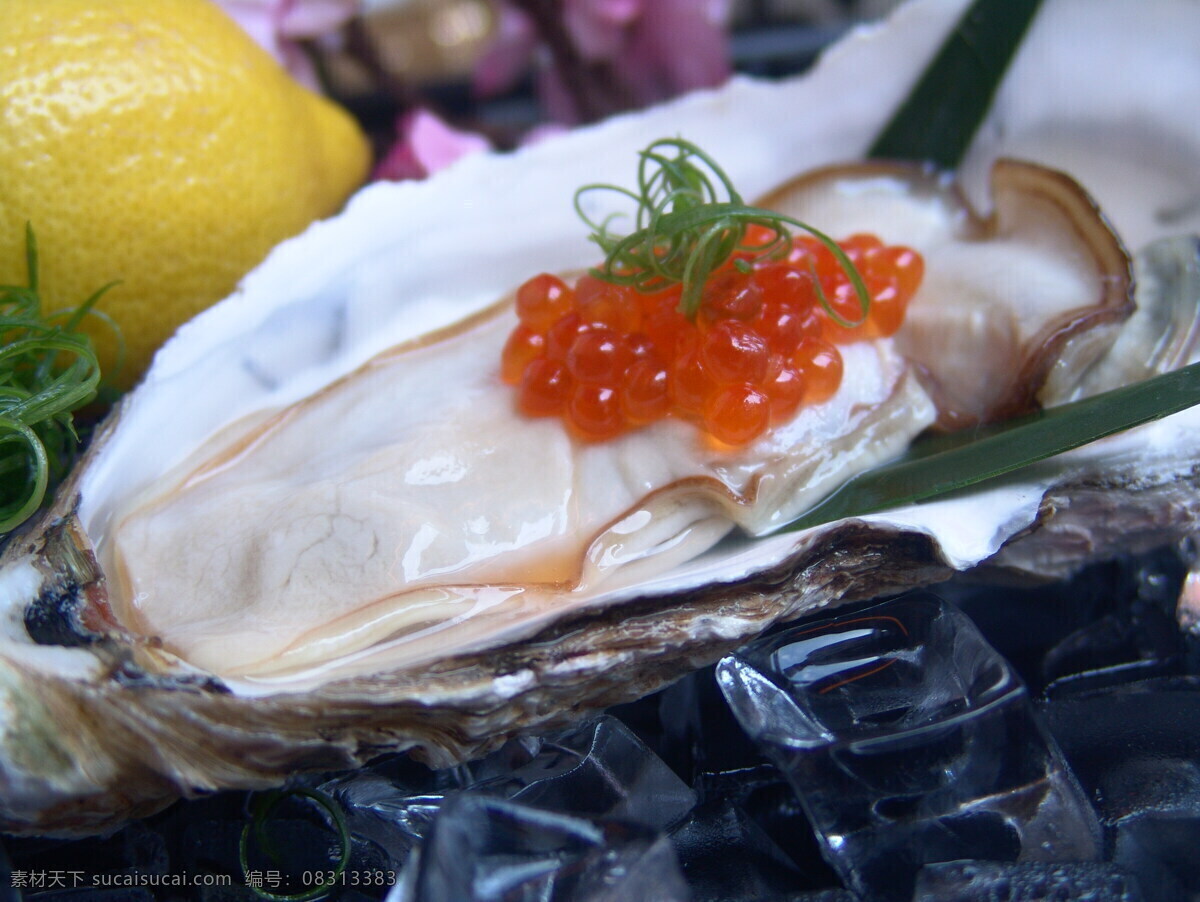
(470, 715), (696, 831)
(669, 796), (803, 900)
(1043, 677), (1200, 902)
(1112, 812), (1200, 902)
(392, 794), (690, 902)
(717, 593), (1101, 901)
(323, 772), (445, 865)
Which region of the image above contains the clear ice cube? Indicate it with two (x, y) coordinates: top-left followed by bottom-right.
(717, 593), (1101, 900)
(669, 796), (804, 900)
(470, 715), (697, 831)
(392, 794), (690, 902)
(323, 715), (695, 870)
(1113, 812), (1200, 902)
(1044, 677), (1200, 902)
(323, 771), (446, 865)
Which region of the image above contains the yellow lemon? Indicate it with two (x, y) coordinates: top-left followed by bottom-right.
(0, 0), (371, 387)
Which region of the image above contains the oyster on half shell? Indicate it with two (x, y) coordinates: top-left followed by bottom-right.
(3, 0), (1200, 835)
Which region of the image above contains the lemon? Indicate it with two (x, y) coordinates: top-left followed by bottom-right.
(0, 0), (371, 387)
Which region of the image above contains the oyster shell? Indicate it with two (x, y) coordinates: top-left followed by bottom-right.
(3, 0), (1200, 835)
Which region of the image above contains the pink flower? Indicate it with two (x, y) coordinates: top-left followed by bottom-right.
(473, 3), (543, 100)
(216, 0), (360, 90)
(563, 0), (643, 61)
(475, 0), (732, 123)
(619, 0), (732, 106)
(374, 109), (492, 182)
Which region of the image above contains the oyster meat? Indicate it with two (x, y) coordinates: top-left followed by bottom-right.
(2, 0), (1200, 835)
(95, 156), (1127, 693)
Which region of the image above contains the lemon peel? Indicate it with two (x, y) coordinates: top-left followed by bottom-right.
(0, 0), (371, 387)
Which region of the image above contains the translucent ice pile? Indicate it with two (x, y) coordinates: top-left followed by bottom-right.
(716, 593), (1102, 900)
(325, 716), (697, 901)
(15, 553), (1200, 900)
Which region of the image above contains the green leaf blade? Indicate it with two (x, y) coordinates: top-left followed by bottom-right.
(784, 362), (1200, 532)
(868, 0), (1044, 169)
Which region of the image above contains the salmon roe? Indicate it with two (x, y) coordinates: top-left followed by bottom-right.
(501, 232), (924, 445)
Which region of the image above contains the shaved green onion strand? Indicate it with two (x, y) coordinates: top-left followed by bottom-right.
(575, 138), (870, 324)
(239, 788), (351, 902)
(1, 225), (113, 536)
(0, 418), (49, 533)
(25, 222), (38, 295)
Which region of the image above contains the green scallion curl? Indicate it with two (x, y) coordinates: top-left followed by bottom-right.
(0, 224), (117, 535)
(574, 138), (870, 326)
(239, 787), (351, 902)
(0, 418), (49, 533)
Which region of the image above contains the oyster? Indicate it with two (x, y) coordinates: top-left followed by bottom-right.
(3, 0), (1200, 835)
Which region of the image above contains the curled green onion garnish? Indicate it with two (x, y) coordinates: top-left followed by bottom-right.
(573, 137), (870, 325)
(239, 787), (351, 902)
(0, 224), (118, 535)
